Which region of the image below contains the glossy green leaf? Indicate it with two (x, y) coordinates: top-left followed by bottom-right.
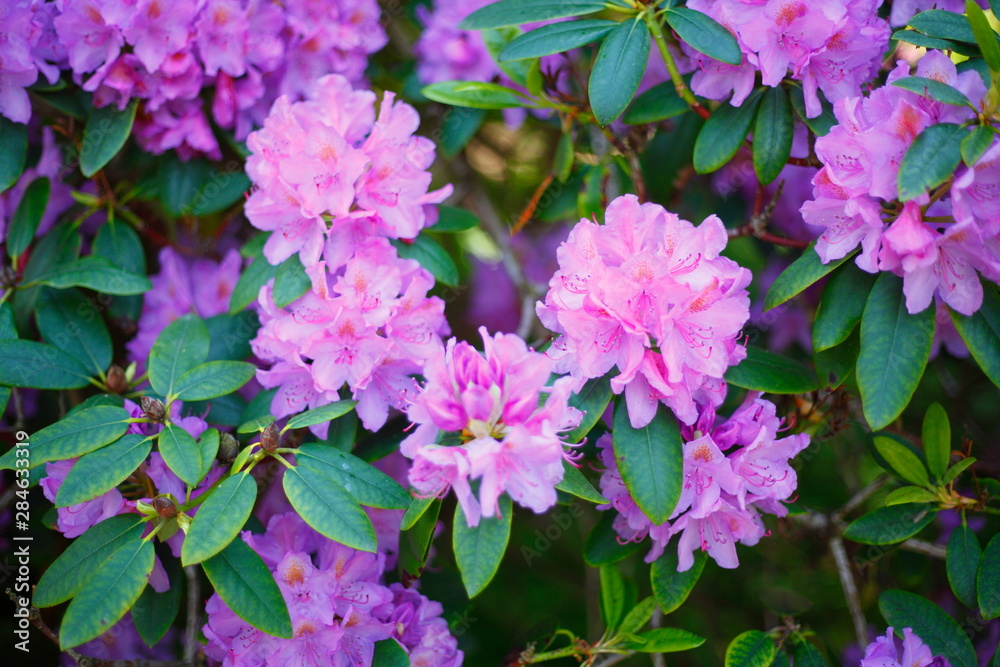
(284, 400), (357, 430)
(612, 400), (682, 524)
(34, 515), (145, 607)
(132, 570), (181, 648)
(431, 205), (480, 233)
(626, 627), (706, 653)
(203, 538), (293, 638)
(60, 539), (154, 649)
(421, 81), (525, 109)
(0, 339), (92, 391)
(0, 405), (129, 470)
(693, 91), (762, 173)
(499, 20), (616, 61)
(624, 81), (691, 124)
(891, 29), (979, 56)
(884, 486), (939, 506)
(56, 434), (151, 507)
(947, 525), (981, 610)
(28, 255), (152, 295)
(813, 263), (878, 351)
(600, 564), (627, 631)
(951, 285), (1000, 388)
(898, 123), (965, 202)
(272, 255), (311, 308)
(555, 460), (608, 504)
(401, 494), (435, 531)
(0, 116), (28, 192)
(651, 550), (708, 615)
(296, 443), (411, 509)
(961, 126), (994, 167)
(966, 0), (1000, 71)
(725, 630), (776, 667)
(230, 255), (279, 314)
(158, 424), (204, 488)
(752, 87), (793, 185)
(726, 346), (818, 394)
(941, 457), (977, 485)
(459, 0), (606, 30)
(891, 77), (973, 106)
(857, 273), (934, 430)
(283, 464), (377, 551)
(843, 503), (936, 545)
(439, 106), (486, 157)
(172, 360), (255, 401)
(766, 243), (856, 311)
(814, 327), (860, 390)
(372, 639), (411, 667)
(80, 100), (138, 177)
(980, 534), (1000, 620)
(564, 375), (613, 444)
(7, 177), (49, 258)
(665, 7), (742, 65)
(399, 498), (442, 579)
(922, 403), (951, 480)
(204, 311), (259, 363)
(36, 287), (113, 376)
(589, 19), (650, 126)
(908, 10), (978, 43)
(453, 494), (512, 598)
(149, 315), (210, 397)
(391, 235), (459, 286)
(873, 435), (930, 487)
(879, 590), (978, 667)
(788, 85), (837, 137)
(182, 472), (257, 565)
(92, 220), (146, 321)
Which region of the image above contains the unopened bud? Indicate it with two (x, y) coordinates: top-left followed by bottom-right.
(141, 396), (166, 422)
(218, 433), (239, 462)
(152, 496), (177, 519)
(106, 365), (127, 394)
(260, 422), (280, 453)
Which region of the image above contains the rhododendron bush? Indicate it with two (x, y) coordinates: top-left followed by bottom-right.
(2, 0), (1000, 665)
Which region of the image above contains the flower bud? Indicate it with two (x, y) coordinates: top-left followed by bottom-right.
(218, 432), (239, 462)
(141, 396), (166, 422)
(152, 496), (178, 519)
(106, 365), (128, 394)
(260, 422), (280, 453)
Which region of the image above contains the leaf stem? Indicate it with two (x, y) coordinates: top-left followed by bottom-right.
(643, 11), (710, 119)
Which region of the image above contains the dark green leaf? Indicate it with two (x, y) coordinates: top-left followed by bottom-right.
(149, 314), (210, 397)
(752, 87), (793, 185)
(793, 642), (832, 667)
(499, 20), (616, 61)
(898, 123), (965, 202)
(56, 434), (151, 507)
(283, 465), (377, 552)
(651, 550), (707, 615)
(980, 534), (1000, 620)
(922, 403), (951, 480)
(14, 222), (81, 330)
(431, 205), (480, 233)
(726, 346), (818, 394)
(857, 273), (934, 430)
(0, 302), (16, 339)
(885, 486), (939, 506)
(873, 435), (930, 487)
(555, 460), (608, 504)
(813, 259), (878, 352)
(892, 77), (973, 106)
(296, 443), (412, 509)
(401, 494), (435, 532)
(693, 91), (762, 173)
(459, 0), (606, 30)
(158, 424), (204, 487)
(589, 19), (650, 126)
(962, 126), (995, 167)
(203, 538), (293, 638)
(764, 242), (855, 311)
(843, 503), (936, 545)
(892, 29), (979, 56)
(951, 285), (1000, 388)
(0, 117), (28, 192)
(34, 515), (144, 607)
(814, 328), (860, 390)
(665, 7), (742, 65)
(440, 107), (486, 158)
(284, 400), (357, 430)
(453, 494), (513, 597)
(947, 525), (981, 610)
(132, 570), (181, 648)
(30, 255), (152, 295)
(564, 375), (613, 444)
(197, 428), (221, 482)
(272, 255), (311, 308)
(399, 498), (442, 579)
(190, 171), (251, 216)
(92, 220), (146, 321)
(600, 564), (627, 631)
(584, 511), (646, 566)
(909, 10), (979, 43)
(80, 100), (138, 177)
(0, 405), (129, 470)
(36, 288), (113, 376)
(229, 255), (279, 314)
(879, 590), (977, 667)
(0, 339), (92, 390)
(372, 639), (411, 667)
(391, 235), (459, 286)
(173, 360), (255, 401)
(8, 177), (50, 258)
(624, 81), (691, 124)
(157, 155), (209, 217)
(788, 86), (837, 137)
(612, 400), (682, 524)
(725, 630), (776, 667)
(182, 472), (257, 565)
(421, 81), (525, 109)
(942, 457), (977, 485)
(625, 627), (706, 652)
(966, 0), (1000, 71)
(59, 539), (154, 649)
(205, 311), (259, 363)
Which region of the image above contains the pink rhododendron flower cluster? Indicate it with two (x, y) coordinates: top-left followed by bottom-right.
(684, 0), (890, 117)
(801, 52), (999, 315)
(251, 238), (450, 433)
(598, 393), (809, 570)
(537, 194), (752, 429)
(244, 73), (452, 268)
(202, 511), (463, 666)
(401, 328), (583, 527)
(0, 0), (386, 157)
(861, 628), (951, 667)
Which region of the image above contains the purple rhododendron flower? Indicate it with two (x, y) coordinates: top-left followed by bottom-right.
(861, 627), (950, 667)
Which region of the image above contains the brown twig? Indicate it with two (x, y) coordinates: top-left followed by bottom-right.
(829, 536), (869, 649)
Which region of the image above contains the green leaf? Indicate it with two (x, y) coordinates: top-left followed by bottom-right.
(421, 81), (525, 109)
(752, 87), (793, 185)
(80, 100), (138, 177)
(947, 525), (981, 610)
(764, 242), (855, 311)
(693, 91), (762, 173)
(30, 255), (152, 295)
(891, 30), (980, 56)
(625, 627), (706, 653)
(812, 263), (878, 351)
(197, 428), (221, 481)
(873, 435), (931, 487)
(149, 315), (210, 397)
(665, 7), (742, 66)
(584, 511), (646, 566)
(879, 590), (978, 667)
(399, 498), (442, 579)
(59, 539), (154, 649)
(459, 0), (606, 29)
(401, 494), (435, 532)
(440, 106), (486, 157)
(172, 360), (255, 401)
(202, 538), (293, 638)
(453, 494), (513, 597)
(284, 400), (357, 430)
(7, 177), (50, 258)
(898, 123), (965, 202)
(204, 311), (259, 363)
(0, 116), (28, 192)
(158, 424), (204, 488)
(624, 80), (691, 124)
(951, 284), (1000, 388)
(588, 19), (650, 126)
(0, 405), (129, 470)
(611, 400), (682, 524)
(619, 597), (657, 636)
(884, 486), (939, 506)
(564, 375), (613, 444)
(157, 155), (209, 217)
(34, 515), (144, 607)
(56, 434), (151, 507)
(272, 255), (311, 308)
(725, 630), (776, 667)
(92, 221), (146, 321)
(182, 472), (257, 565)
(14, 222), (80, 329)
(600, 564), (627, 631)
(725, 346), (818, 394)
(909, 10), (979, 43)
(132, 570), (181, 648)
(961, 125), (994, 167)
(892, 77), (973, 106)
(788, 86), (837, 137)
(941, 457), (977, 485)
(857, 273), (934, 430)
(922, 403), (951, 480)
(555, 460), (608, 504)
(391, 235), (460, 286)
(793, 642), (832, 667)
(980, 534), (1000, 620)
(230, 255), (279, 314)
(0, 302), (16, 339)
(430, 205), (480, 233)
(190, 170), (251, 216)
(36, 287), (113, 376)
(372, 639), (411, 667)
(499, 20), (616, 61)
(843, 503), (936, 545)
(283, 465), (377, 551)
(966, 0), (1000, 72)
(651, 550), (708, 615)
(0, 339), (91, 390)
(296, 443), (412, 509)
(814, 326), (860, 390)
